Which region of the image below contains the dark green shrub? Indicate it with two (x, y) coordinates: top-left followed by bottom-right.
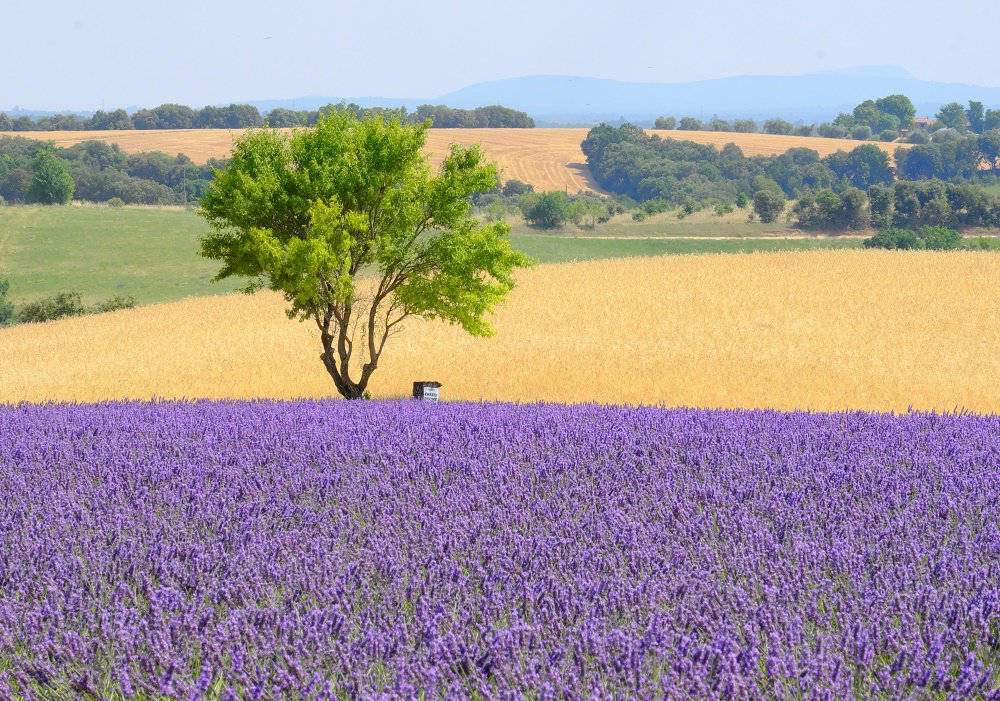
(521, 191), (571, 229)
(501, 179), (533, 197)
(94, 294), (137, 313)
(16, 291), (88, 323)
(11, 290), (137, 325)
(863, 226), (962, 250)
(864, 229), (924, 250)
(851, 125), (873, 141)
(753, 190), (785, 223)
(917, 225), (962, 250)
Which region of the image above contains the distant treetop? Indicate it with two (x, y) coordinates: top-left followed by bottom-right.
(0, 102), (535, 132)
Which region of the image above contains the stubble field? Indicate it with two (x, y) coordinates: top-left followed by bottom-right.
(1, 249), (996, 412)
(8, 128), (905, 194)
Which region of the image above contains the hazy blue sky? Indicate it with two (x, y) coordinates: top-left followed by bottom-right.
(5, 0), (999, 110)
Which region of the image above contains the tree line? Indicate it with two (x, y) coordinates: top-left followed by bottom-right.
(582, 122), (1000, 232)
(0, 102), (534, 131)
(0, 137), (220, 205)
(653, 94), (1000, 144)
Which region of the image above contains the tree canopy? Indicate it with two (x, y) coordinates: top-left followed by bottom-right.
(199, 113), (532, 399)
(26, 150), (74, 204)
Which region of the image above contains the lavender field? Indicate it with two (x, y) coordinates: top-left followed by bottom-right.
(1, 400), (999, 699)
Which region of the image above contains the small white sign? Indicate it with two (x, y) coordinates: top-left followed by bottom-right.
(422, 386), (439, 402)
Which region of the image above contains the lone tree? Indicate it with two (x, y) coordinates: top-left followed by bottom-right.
(199, 113), (532, 399)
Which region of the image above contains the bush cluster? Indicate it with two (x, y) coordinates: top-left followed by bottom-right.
(8, 290), (136, 325)
(863, 226), (964, 251)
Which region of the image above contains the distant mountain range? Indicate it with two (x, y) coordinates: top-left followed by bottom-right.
(249, 67), (1000, 126)
(7, 67), (1000, 126)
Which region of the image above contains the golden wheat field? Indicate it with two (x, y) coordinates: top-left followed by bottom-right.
(7, 128), (906, 195)
(1, 250), (997, 412)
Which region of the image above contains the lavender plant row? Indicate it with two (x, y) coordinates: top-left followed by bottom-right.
(1, 401), (999, 700)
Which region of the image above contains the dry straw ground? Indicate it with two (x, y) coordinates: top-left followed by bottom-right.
(9, 129), (903, 194)
(2, 250), (996, 413)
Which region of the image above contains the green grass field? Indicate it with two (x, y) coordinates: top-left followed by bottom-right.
(0, 205), (246, 305)
(504, 208), (800, 238)
(1, 204), (862, 307)
(512, 235), (862, 263)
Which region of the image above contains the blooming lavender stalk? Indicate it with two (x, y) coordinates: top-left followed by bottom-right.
(0, 400), (998, 699)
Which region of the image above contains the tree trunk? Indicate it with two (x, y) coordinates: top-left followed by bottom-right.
(319, 309), (372, 400)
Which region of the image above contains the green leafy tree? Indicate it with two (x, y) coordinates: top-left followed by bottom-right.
(873, 94), (916, 129)
(678, 117), (704, 131)
(967, 101), (985, 134)
(853, 101), (880, 131)
(501, 179), (533, 197)
(980, 130), (1000, 171)
(985, 110), (1000, 132)
(876, 113), (901, 135)
(835, 144), (894, 189)
(817, 123), (849, 139)
(521, 191), (571, 229)
(753, 190), (785, 223)
(199, 113), (532, 399)
(26, 150), (74, 204)
(732, 119), (757, 133)
(936, 102), (968, 131)
(868, 184), (894, 230)
(763, 119), (793, 135)
(839, 187), (871, 230)
(653, 116), (676, 130)
(88, 109), (133, 130)
(851, 125), (873, 141)
(265, 108), (306, 128)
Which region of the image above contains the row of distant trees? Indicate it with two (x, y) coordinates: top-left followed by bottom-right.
(0, 102), (535, 131)
(787, 180), (1000, 231)
(0, 137), (220, 205)
(582, 122), (1000, 233)
(653, 95), (1000, 143)
(583, 123), (1000, 206)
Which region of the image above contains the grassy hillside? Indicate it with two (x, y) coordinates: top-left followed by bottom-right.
(2, 250), (997, 412)
(0, 205), (246, 304)
(0, 205), (861, 306)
